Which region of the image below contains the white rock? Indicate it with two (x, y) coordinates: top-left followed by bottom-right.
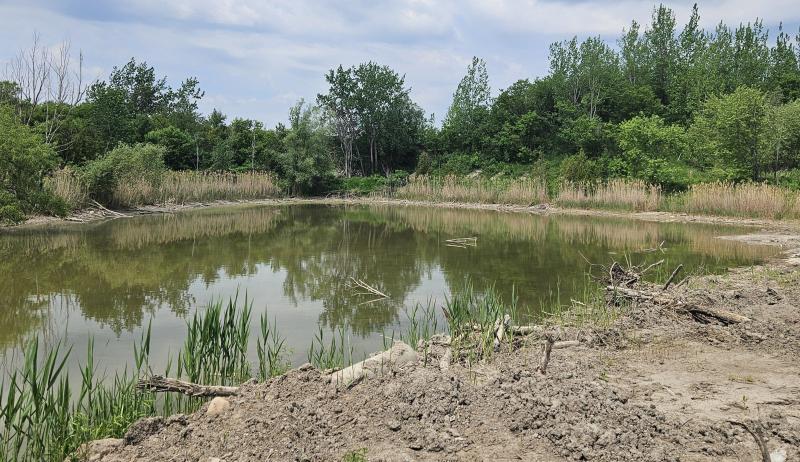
(206, 397), (231, 416)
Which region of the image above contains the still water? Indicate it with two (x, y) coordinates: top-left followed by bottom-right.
(0, 204), (777, 376)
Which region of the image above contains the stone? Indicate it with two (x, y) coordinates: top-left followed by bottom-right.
(206, 397), (231, 417)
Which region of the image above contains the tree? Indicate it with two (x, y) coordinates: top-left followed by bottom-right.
(280, 100), (333, 194)
(690, 86), (769, 180)
(145, 126), (194, 170)
(442, 57), (492, 153)
(352, 62), (410, 174)
(318, 66), (361, 177)
(618, 115), (687, 176)
(5, 33), (85, 148)
(0, 106), (59, 221)
(762, 99), (800, 176)
(644, 4), (678, 104)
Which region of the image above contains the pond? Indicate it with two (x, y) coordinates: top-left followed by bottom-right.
(0, 203), (778, 379)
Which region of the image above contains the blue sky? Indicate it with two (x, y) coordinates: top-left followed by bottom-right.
(1, 0), (799, 126)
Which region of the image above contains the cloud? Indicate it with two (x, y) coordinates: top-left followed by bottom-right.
(1, 1), (799, 125)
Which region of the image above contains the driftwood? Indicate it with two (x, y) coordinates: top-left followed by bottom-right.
(136, 375), (239, 397)
(90, 199), (129, 218)
(607, 285), (750, 325)
(327, 341), (417, 388)
(681, 305), (751, 325)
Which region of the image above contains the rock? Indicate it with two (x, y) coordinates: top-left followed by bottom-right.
(328, 341), (418, 388)
(207, 397), (231, 416)
(68, 438), (123, 462)
(770, 448), (787, 462)
(387, 419), (402, 431)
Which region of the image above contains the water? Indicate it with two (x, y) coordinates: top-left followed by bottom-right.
(0, 203), (777, 378)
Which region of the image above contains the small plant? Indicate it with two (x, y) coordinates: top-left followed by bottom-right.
(307, 325), (353, 371)
(257, 313), (289, 380)
(342, 448), (368, 462)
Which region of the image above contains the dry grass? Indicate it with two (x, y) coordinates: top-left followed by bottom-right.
(395, 175), (548, 205)
(45, 166), (87, 209)
(113, 171), (282, 206)
(679, 182), (798, 219)
(556, 179), (662, 212)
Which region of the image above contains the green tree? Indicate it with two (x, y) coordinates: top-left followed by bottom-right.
(442, 57), (492, 153)
(280, 100), (333, 194)
(145, 126), (194, 170)
(690, 86), (769, 180)
(0, 106), (60, 222)
(618, 115), (687, 176)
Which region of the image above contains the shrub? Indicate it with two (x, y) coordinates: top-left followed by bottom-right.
(82, 143), (167, 206)
(415, 151), (433, 175)
(45, 166), (87, 210)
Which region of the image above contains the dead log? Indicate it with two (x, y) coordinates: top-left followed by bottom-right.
(136, 375), (239, 397)
(681, 305), (751, 325)
(607, 286), (750, 325)
(327, 341), (417, 389)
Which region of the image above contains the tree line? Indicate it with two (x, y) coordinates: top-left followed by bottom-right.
(3, 4), (800, 222)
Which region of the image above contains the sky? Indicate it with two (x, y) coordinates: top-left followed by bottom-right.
(1, 0), (800, 126)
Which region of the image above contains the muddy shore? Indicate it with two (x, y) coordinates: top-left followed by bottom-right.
(13, 198), (800, 461)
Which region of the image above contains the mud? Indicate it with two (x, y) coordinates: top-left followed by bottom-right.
(88, 245), (800, 461)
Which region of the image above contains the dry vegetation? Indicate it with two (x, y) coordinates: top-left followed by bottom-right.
(678, 182), (800, 219)
(395, 175), (548, 205)
(556, 179), (663, 212)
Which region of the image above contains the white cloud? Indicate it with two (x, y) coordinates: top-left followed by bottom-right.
(1, 1), (799, 125)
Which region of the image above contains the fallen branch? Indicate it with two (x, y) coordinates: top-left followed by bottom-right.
(662, 264), (683, 290)
(90, 199), (129, 218)
(136, 375), (239, 397)
(727, 421), (770, 462)
(445, 237), (477, 248)
(348, 278), (389, 301)
(328, 341), (417, 388)
(681, 305), (751, 325)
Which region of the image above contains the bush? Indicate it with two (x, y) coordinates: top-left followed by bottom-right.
(0, 105), (59, 221)
(415, 151), (433, 175)
(559, 151), (600, 185)
(82, 143), (167, 206)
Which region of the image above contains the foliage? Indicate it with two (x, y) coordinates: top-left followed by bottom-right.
(0, 106), (63, 222)
(617, 115), (687, 177)
(81, 143), (166, 205)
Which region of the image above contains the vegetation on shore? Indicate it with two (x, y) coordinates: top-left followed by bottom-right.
(1, 282), (615, 461)
(4, 4), (800, 223)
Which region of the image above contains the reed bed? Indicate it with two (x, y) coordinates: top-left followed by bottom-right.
(0, 296), (288, 462)
(112, 171), (282, 206)
(556, 179), (662, 212)
(678, 182), (800, 219)
(395, 175), (548, 205)
(45, 166), (87, 210)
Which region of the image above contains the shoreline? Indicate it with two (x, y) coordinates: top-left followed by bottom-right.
(10, 196), (800, 234)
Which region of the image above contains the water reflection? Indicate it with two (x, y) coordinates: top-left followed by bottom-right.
(0, 204), (778, 352)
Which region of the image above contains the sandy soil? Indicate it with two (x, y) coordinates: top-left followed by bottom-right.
(77, 237), (800, 461)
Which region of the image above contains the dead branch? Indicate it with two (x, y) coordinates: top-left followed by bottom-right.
(445, 237), (477, 248)
(493, 314), (511, 351)
(681, 305), (751, 325)
(662, 264), (683, 290)
(727, 421), (770, 462)
(348, 278), (388, 301)
(136, 375), (239, 397)
(537, 333), (556, 375)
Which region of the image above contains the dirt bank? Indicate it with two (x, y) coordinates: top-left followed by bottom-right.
(82, 242), (800, 461)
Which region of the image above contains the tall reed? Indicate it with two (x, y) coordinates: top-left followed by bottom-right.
(679, 182), (798, 219)
(556, 179), (662, 211)
(0, 296), (288, 462)
(395, 175), (548, 205)
(45, 166), (87, 210)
